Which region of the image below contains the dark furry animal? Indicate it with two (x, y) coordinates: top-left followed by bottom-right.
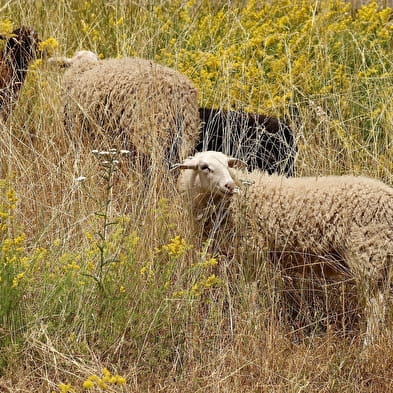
(196, 107), (297, 176)
(0, 27), (40, 121)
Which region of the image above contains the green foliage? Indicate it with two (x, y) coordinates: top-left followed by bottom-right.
(0, 180), (28, 345)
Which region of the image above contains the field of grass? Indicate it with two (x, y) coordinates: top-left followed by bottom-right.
(0, 0), (393, 391)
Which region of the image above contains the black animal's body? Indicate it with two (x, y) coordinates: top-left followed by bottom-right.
(197, 107), (297, 176)
(0, 27), (40, 121)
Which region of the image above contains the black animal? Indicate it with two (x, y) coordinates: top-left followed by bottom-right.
(0, 27), (41, 121)
(196, 107), (297, 176)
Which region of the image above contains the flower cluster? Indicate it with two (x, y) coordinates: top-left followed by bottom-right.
(0, 19), (13, 36)
(38, 37), (59, 55)
(82, 367), (126, 389)
(151, 0), (393, 171)
(172, 254), (222, 299)
(161, 235), (192, 259)
(56, 368), (126, 392)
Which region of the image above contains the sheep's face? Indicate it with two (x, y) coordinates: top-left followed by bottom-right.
(71, 50), (99, 64)
(175, 151), (246, 196)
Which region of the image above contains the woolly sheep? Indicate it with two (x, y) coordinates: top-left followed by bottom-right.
(175, 150), (393, 345)
(0, 26), (41, 122)
(59, 55), (199, 166)
(196, 107), (297, 175)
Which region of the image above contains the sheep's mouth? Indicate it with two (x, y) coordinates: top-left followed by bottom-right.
(217, 187), (239, 196)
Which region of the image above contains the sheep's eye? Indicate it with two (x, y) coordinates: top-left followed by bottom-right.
(200, 164), (211, 172)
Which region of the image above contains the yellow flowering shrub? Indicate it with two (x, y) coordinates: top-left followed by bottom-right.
(0, 19), (13, 36)
(172, 252), (223, 299)
(38, 37), (59, 55)
(0, 180), (35, 344)
(146, 0), (390, 163)
(161, 235), (192, 259)
(82, 368), (127, 389)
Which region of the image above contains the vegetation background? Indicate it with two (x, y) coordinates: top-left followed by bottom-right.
(0, 0), (392, 391)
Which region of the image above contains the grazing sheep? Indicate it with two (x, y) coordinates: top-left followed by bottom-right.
(0, 26), (41, 121)
(59, 55), (199, 166)
(175, 150), (393, 345)
(197, 107), (297, 175)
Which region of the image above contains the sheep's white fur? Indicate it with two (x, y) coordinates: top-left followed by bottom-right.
(176, 151), (393, 344)
(48, 50), (99, 68)
(57, 54), (199, 165)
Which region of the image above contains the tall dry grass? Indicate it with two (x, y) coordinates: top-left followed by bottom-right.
(0, 0), (392, 392)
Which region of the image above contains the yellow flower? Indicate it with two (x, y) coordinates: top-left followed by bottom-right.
(113, 375), (126, 384)
(53, 239), (61, 247)
(65, 261), (81, 271)
(38, 37), (59, 55)
(162, 236), (192, 258)
(6, 188), (17, 205)
(82, 379), (94, 389)
(58, 383), (75, 393)
(0, 20), (13, 36)
(196, 257), (218, 268)
(115, 17), (124, 26)
(85, 232), (94, 241)
(12, 272), (25, 288)
(140, 265), (154, 280)
(13, 234), (26, 246)
(172, 290), (185, 298)
(204, 274), (221, 288)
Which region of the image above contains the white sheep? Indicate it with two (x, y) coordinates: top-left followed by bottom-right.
(55, 53), (199, 166)
(175, 150), (393, 345)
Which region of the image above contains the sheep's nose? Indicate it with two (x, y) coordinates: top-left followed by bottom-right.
(224, 182), (235, 193)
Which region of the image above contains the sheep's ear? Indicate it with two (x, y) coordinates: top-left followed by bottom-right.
(171, 157), (199, 171)
(228, 157), (248, 169)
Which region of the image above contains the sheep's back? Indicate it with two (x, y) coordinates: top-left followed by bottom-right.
(232, 173), (393, 253)
(62, 57), (199, 161)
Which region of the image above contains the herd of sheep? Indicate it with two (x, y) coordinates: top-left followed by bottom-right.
(1, 26), (392, 345)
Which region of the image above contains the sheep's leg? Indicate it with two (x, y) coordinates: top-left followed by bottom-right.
(346, 225), (393, 346)
(364, 290), (386, 347)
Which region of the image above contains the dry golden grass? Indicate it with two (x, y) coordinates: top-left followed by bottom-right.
(0, 0), (392, 392)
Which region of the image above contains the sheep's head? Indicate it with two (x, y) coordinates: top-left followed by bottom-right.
(174, 151), (247, 196)
(1, 27), (40, 68)
(48, 50), (99, 68)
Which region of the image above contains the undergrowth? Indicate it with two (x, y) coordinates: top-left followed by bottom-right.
(0, 1), (392, 392)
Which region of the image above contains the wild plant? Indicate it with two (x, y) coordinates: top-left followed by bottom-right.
(77, 148), (131, 296)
